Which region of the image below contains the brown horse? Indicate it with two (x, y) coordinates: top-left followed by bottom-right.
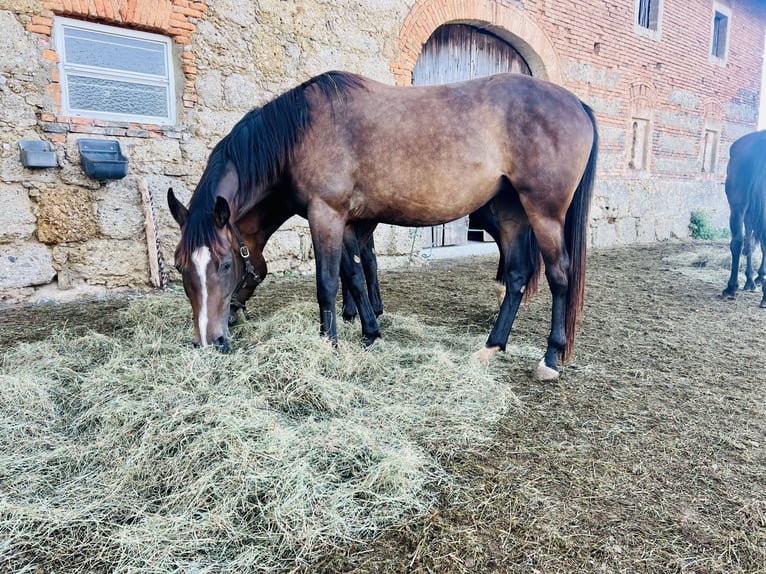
(721, 130), (766, 307)
(168, 71), (598, 380)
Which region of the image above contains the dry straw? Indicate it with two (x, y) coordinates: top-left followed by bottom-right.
(1, 296), (518, 573)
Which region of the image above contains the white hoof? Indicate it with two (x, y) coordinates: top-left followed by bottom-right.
(474, 346), (501, 365)
(535, 358), (560, 381)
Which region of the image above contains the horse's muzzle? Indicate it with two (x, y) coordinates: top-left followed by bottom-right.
(213, 336), (231, 353)
(192, 337), (231, 353)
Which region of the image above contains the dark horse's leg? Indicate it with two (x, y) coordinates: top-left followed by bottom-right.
(744, 229), (757, 291)
(310, 203), (381, 347)
(339, 224), (381, 346)
(341, 230), (383, 321)
(362, 234), (384, 317)
(472, 192), (539, 365)
(758, 244), (766, 286)
(758, 232), (766, 308)
(310, 206), (344, 345)
(723, 209), (745, 299)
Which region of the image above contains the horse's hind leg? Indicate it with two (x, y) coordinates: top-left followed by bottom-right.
(475, 200), (535, 365)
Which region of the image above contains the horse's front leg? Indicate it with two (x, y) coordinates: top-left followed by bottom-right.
(309, 206), (346, 346)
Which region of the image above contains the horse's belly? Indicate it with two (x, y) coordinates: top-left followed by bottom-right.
(351, 173), (503, 227)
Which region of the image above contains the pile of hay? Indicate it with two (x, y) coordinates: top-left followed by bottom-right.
(0, 296), (517, 573)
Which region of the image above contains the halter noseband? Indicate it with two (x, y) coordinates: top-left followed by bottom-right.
(228, 222), (261, 317)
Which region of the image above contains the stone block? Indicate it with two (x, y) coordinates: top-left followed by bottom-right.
(0, 183), (36, 241)
(0, 241), (54, 289)
(95, 181), (144, 240)
(37, 186), (98, 244)
(54, 239), (149, 287)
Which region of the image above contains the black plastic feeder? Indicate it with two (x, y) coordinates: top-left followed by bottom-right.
(19, 140), (57, 168)
(78, 139), (128, 180)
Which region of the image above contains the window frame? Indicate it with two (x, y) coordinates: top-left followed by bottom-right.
(709, 3), (731, 64)
(701, 127), (721, 176)
(634, 0), (663, 40)
(628, 116), (652, 173)
(53, 17), (176, 125)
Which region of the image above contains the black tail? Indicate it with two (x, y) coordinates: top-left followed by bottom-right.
(562, 102), (598, 362)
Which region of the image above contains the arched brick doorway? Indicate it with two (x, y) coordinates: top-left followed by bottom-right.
(414, 23), (532, 246)
(391, 0), (561, 87)
(393, 0), (562, 247)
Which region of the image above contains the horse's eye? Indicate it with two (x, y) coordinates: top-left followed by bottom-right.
(222, 259), (232, 272)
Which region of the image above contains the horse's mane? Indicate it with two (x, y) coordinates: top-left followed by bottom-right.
(179, 71), (367, 263)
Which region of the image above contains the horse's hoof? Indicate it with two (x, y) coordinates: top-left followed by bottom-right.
(342, 314), (357, 323)
(760, 300), (766, 309)
(474, 346), (500, 365)
(535, 358), (559, 381)
(720, 289), (736, 300)
(744, 282), (756, 291)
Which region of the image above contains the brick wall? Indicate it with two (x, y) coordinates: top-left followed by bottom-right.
(393, 0), (766, 245)
(25, 0), (207, 142)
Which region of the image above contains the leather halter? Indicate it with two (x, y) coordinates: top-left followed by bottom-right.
(228, 221), (261, 317)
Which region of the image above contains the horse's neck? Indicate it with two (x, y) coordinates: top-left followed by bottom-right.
(237, 191), (295, 249)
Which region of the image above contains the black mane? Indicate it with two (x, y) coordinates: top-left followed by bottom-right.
(179, 71), (367, 261)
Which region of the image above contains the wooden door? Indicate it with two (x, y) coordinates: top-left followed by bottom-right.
(412, 24), (532, 246)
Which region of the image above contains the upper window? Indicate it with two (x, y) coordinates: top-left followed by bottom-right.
(637, 0), (658, 30)
(634, 0), (663, 39)
(710, 5), (731, 63)
(53, 18), (176, 124)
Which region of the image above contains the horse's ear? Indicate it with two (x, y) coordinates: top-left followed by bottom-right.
(213, 196), (231, 229)
(167, 188), (188, 228)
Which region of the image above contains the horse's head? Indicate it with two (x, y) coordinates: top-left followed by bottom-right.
(167, 187), (262, 352)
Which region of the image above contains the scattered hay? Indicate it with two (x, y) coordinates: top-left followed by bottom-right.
(0, 297), (518, 573)
(663, 243), (733, 285)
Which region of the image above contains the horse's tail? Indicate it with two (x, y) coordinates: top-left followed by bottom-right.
(562, 102), (599, 362)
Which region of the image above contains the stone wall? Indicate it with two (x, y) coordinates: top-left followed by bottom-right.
(1, 0), (764, 304)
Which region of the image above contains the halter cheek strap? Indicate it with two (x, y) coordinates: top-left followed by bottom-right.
(228, 222), (262, 317)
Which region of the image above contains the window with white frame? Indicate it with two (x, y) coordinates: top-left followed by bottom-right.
(635, 0), (662, 38)
(710, 4), (731, 63)
(53, 17), (176, 124)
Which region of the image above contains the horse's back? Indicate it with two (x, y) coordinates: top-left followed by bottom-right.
(297, 72), (595, 226)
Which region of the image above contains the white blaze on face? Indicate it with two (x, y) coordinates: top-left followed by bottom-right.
(191, 246), (211, 346)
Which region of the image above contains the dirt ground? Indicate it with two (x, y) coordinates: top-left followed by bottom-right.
(2, 240), (765, 573)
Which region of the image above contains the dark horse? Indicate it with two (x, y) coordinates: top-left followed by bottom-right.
(168, 71), (598, 380)
(721, 130), (766, 307)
